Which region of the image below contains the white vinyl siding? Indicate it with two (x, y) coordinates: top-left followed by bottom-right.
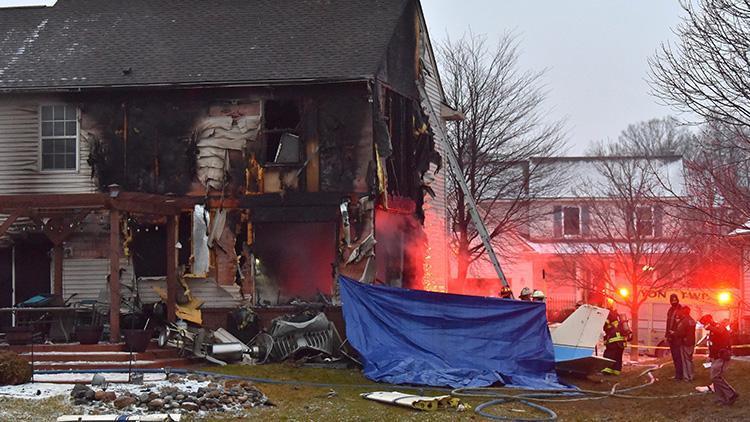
(0, 97), (95, 194)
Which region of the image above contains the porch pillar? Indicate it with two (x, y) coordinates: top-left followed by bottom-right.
(109, 209), (121, 342)
(53, 243), (63, 296)
(166, 215), (177, 323)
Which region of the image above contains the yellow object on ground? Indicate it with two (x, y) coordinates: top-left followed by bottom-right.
(152, 286), (203, 325)
(360, 391), (465, 411)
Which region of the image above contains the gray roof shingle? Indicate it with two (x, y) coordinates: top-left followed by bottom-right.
(0, 0), (410, 90)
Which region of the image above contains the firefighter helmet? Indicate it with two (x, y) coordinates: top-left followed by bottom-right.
(532, 290), (546, 302)
(499, 286), (513, 298)
(519, 287), (533, 299)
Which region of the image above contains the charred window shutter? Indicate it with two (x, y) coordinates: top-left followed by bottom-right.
(581, 206), (591, 237)
(654, 205), (664, 237)
(553, 206), (562, 238)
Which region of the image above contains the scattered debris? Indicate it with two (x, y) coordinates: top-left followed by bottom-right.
(361, 391), (465, 412)
(248, 312), (343, 363)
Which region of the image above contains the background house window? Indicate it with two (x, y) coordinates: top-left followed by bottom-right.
(635, 206), (655, 236)
(563, 206), (581, 236)
(40, 105), (77, 170)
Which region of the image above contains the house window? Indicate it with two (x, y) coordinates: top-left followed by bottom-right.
(40, 105), (77, 171)
(635, 206), (655, 237)
(563, 206), (581, 236)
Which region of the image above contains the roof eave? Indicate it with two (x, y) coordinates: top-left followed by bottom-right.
(0, 75), (374, 94)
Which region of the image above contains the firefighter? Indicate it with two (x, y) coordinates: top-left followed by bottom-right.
(601, 307), (627, 375)
(676, 306), (696, 381)
(499, 286), (513, 299)
(519, 287), (532, 301)
(532, 290), (546, 302)
(699, 314), (738, 405)
(666, 293), (684, 380)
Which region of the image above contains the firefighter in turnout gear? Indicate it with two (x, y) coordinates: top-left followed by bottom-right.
(601, 307), (628, 375)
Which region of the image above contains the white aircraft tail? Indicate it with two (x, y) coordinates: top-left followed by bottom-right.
(549, 304), (609, 349)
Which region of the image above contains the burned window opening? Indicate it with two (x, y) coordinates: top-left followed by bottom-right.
(263, 100), (301, 164)
(385, 91), (418, 198)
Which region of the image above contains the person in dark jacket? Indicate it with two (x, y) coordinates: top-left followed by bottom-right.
(676, 306), (696, 381)
(602, 308), (627, 375)
(666, 293), (683, 380)
(699, 314), (738, 405)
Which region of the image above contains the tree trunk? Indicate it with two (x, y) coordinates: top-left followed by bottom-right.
(629, 303), (640, 362)
(456, 243), (470, 286)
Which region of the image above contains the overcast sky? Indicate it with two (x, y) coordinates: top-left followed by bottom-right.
(2, 0), (686, 155)
(423, 0), (686, 154)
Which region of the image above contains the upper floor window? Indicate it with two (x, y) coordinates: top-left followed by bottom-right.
(40, 105), (78, 171)
(635, 206), (655, 237)
(563, 206), (581, 236)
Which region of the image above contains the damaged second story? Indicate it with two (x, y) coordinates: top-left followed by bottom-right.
(0, 0), (453, 327)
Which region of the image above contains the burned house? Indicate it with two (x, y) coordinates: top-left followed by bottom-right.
(0, 0), (452, 339)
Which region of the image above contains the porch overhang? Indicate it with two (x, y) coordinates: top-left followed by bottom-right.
(0, 189), (184, 342)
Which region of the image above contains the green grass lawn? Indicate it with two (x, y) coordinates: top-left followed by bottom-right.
(1, 357), (748, 421)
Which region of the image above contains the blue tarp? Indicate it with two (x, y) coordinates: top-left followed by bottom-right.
(339, 276), (566, 389)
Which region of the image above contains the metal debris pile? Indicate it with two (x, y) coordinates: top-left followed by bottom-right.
(68, 374), (269, 415)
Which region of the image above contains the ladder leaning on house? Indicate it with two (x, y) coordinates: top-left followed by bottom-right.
(417, 84), (510, 288)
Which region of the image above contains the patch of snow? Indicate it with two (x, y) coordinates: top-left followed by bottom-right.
(0, 376), (210, 400)
(0, 382), (72, 399)
(33, 372), (167, 383)
(21, 351), (136, 355)
(40, 360), (156, 366)
(0, 18), (48, 77)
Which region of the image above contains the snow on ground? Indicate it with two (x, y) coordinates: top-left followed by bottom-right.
(33, 372), (167, 383)
(20, 351), (138, 355)
(0, 382), (72, 399)
(0, 373), (209, 400)
(38, 360), (157, 366)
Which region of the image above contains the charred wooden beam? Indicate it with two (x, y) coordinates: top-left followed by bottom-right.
(251, 206), (338, 222)
(109, 192), (182, 215)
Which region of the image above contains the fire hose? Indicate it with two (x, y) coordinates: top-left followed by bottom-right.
(33, 363), (709, 422)
(451, 363), (708, 421)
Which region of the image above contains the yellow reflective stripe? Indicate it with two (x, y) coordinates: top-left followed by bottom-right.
(607, 335), (626, 343)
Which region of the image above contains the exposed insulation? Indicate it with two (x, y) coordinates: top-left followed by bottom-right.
(195, 115), (261, 191)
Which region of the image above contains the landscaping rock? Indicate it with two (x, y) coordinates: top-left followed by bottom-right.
(181, 401), (199, 411)
(114, 396), (137, 409)
(0, 351), (32, 385)
(147, 398), (164, 410)
(71, 384), (93, 399)
(67, 373), (269, 415)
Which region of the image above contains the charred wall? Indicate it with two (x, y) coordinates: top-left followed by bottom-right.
(75, 84), (374, 197)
